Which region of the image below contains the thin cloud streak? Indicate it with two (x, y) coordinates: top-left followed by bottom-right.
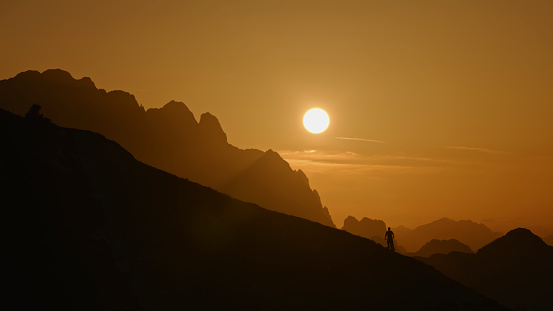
(443, 146), (499, 154)
(335, 137), (384, 143)
(278, 150), (460, 176)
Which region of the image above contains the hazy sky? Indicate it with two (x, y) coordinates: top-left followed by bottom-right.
(2, 0), (552, 234)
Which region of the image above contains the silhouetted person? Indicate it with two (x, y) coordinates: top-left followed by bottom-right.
(385, 227), (395, 251)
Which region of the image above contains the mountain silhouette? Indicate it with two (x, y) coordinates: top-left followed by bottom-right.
(342, 216), (407, 253)
(0, 69), (334, 227)
(0, 108), (507, 310)
(342, 216), (387, 238)
(419, 228), (553, 310)
(413, 239), (473, 258)
(393, 218), (502, 252)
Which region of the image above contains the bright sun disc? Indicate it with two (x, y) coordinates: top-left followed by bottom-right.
(303, 108), (330, 134)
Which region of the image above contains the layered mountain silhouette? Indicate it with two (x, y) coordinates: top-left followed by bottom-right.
(0, 108), (507, 310)
(0, 69), (334, 227)
(393, 218), (502, 252)
(342, 216), (407, 253)
(342, 216), (387, 239)
(419, 228), (553, 310)
(413, 239), (473, 258)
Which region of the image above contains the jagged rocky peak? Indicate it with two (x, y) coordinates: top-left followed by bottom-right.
(146, 100), (197, 127)
(312, 189), (322, 203)
(295, 169), (309, 186)
(106, 90), (142, 110)
(78, 76), (96, 89)
(259, 149), (293, 170)
(264, 149), (282, 158)
(322, 206), (332, 220)
(343, 215), (360, 228)
(199, 112), (227, 143)
(163, 100), (193, 113)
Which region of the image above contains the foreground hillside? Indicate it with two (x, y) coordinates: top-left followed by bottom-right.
(0, 109), (506, 310)
(0, 69), (334, 227)
(420, 228), (553, 310)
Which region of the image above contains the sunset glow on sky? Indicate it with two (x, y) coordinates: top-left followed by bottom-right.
(1, 0), (552, 235)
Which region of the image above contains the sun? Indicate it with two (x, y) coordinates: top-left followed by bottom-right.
(303, 108), (330, 134)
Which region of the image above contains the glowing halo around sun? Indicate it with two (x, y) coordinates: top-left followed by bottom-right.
(303, 108), (330, 134)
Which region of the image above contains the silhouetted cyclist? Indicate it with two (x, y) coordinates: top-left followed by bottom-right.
(385, 227), (395, 251)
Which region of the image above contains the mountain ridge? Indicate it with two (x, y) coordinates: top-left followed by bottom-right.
(393, 217), (502, 252)
(0, 69), (334, 227)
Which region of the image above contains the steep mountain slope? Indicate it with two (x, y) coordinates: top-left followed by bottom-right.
(419, 228), (553, 310)
(0, 108), (507, 310)
(0, 69), (334, 227)
(393, 218), (502, 252)
(414, 239), (473, 258)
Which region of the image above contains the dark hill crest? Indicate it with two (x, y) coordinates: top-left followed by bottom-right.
(419, 228), (553, 310)
(0, 108), (507, 310)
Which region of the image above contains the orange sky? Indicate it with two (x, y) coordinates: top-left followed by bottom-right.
(2, 0), (552, 235)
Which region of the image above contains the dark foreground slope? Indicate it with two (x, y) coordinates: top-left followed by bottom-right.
(0, 69), (334, 227)
(420, 228), (553, 310)
(0, 109), (506, 310)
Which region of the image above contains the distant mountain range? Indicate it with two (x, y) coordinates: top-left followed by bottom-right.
(419, 228), (553, 310)
(0, 108), (507, 310)
(0, 69), (333, 227)
(413, 239), (473, 258)
(393, 218), (502, 252)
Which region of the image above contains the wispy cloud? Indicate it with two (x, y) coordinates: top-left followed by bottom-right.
(278, 150), (452, 176)
(443, 146), (500, 154)
(335, 137), (384, 143)
(279, 150), (361, 163)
